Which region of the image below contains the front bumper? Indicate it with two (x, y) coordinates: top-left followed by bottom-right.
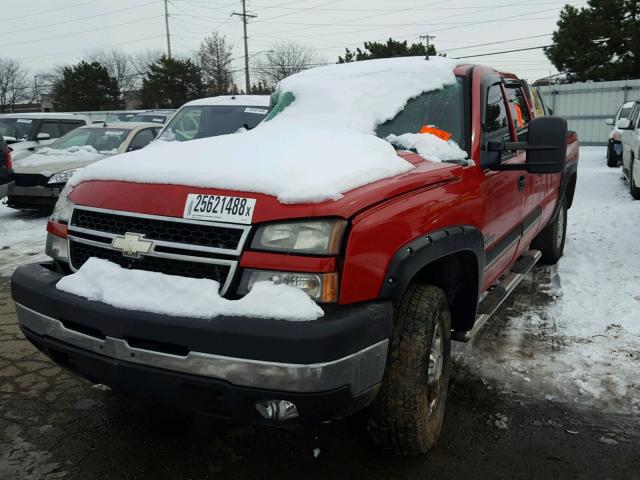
(12, 262), (393, 424)
(6, 182), (62, 209)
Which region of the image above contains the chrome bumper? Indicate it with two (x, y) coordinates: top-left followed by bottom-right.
(16, 303), (389, 395)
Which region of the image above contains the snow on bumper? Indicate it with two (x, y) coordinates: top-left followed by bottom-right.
(11, 262), (392, 397)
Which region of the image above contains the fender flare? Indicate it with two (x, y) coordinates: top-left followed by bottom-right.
(550, 160), (578, 221)
(379, 225), (485, 301)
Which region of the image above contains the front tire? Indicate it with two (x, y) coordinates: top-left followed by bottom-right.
(630, 157), (640, 200)
(607, 142), (619, 168)
(368, 284), (451, 456)
(531, 199), (567, 264)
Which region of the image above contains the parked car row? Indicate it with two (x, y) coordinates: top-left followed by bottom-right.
(0, 95), (270, 208)
(605, 100), (640, 199)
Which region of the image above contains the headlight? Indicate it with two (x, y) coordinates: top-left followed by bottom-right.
(251, 219), (347, 255)
(50, 183), (75, 224)
(238, 269), (338, 303)
(48, 168), (79, 185)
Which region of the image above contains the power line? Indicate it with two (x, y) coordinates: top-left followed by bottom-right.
(441, 33), (553, 53)
(453, 45), (552, 59)
(3, 0), (101, 22)
(0, 16), (163, 49)
(0, 1), (159, 37)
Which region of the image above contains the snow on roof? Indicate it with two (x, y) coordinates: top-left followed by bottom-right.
(182, 95), (270, 107)
(72, 57), (459, 204)
(57, 257), (324, 321)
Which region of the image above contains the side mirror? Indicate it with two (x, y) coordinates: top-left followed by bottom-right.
(525, 116), (567, 174)
(36, 132), (51, 141)
(617, 118), (631, 130)
(482, 117), (567, 174)
(605, 118), (614, 126)
(547, 108), (554, 116)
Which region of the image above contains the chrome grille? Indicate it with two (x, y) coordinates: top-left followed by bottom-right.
(67, 206), (250, 295)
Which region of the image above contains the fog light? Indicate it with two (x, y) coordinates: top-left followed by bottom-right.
(255, 399), (299, 421)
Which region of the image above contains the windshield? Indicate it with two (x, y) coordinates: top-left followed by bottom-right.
(50, 127), (130, 152)
(0, 118), (35, 140)
(375, 78), (466, 151)
(158, 105), (269, 142)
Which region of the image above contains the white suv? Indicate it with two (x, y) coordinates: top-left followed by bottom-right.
(617, 101), (640, 199)
(605, 101), (638, 168)
(0, 113), (89, 155)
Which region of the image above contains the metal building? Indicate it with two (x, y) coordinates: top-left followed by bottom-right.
(537, 79), (640, 146)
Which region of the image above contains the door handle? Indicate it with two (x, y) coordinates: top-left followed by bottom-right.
(518, 175), (526, 191)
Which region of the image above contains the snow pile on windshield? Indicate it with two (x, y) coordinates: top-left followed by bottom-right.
(57, 258), (324, 321)
(18, 145), (111, 167)
(72, 56), (459, 203)
(386, 133), (468, 162)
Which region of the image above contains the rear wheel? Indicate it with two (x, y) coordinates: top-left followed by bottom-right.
(368, 284), (451, 456)
(607, 142), (619, 167)
(531, 199), (567, 265)
(630, 157), (640, 200)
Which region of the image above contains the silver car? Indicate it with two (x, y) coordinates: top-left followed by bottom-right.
(7, 122), (160, 210)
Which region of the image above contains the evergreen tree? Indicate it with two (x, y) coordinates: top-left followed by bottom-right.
(250, 80), (271, 94)
(338, 38), (437, 63)
(545, 0), (640, 81)
(140, 56), (205, 108)
(52, 61), (120, 111)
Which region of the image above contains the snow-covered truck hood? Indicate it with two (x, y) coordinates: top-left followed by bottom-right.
(70, 57), (464, 204)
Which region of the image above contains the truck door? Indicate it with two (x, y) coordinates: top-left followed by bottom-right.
(480, 81), (525, 288)
(504, 83), (543, 248)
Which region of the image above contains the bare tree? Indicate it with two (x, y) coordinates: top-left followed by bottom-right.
(198, 32), (234, 95)
(0, 58), (31, 112)
(254, 41), (324, 88)
(131, 49), (164, 79)
(84, 49), (138, 95)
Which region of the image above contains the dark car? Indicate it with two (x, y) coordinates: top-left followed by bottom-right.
(0, 132), (11, 199)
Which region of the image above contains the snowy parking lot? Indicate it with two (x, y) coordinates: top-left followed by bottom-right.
(0, 146), (638, 478)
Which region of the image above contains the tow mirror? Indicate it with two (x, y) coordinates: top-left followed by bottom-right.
(617, 118), (631, 130)
(605, 118), (614, 126)
(484, 117), (567, 174)
(36, 132), (51, 141)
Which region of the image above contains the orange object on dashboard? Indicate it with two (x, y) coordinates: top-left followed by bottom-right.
(419, 125), (452, 141)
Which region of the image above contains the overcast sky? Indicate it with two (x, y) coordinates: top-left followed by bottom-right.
(3, 0), (584, 89)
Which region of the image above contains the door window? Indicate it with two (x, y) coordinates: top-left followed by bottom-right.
(127, 128), (156, 151)
(505, 86), (531, 141)
(483, 84), (510, 143)
(59, 121), (84, 135)
(39, 121), (60, 138)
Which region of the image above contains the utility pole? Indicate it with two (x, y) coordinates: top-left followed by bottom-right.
(164, 0), (172, 59)
(419, 34), (436, 52)
(33, 76), (40, 111)
(232, 0), (257, 93)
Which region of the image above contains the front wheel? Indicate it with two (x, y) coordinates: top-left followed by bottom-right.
(531, 199), (567, 264)
(368, 284), (451, 456)
(607, 142), (619, 168)
(630, 158), (640, 200)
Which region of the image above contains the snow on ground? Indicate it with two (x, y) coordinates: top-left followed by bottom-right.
(458, 146), (640, 414)
(71, 57), (458, 203)
(0, 203), (48, 277)
(57, 257), (324, 321)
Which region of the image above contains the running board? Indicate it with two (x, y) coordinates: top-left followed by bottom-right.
(453, 249), (542, 342)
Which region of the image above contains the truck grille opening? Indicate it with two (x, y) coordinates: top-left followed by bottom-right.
(70, 209), (244, 250)
(69, 240), (231, 285)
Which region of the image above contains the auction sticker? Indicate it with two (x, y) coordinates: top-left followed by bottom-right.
(183, 194), (256, 225)
(244, 107), (268, 115)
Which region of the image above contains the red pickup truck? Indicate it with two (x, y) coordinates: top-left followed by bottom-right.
(11, 61), (578, 456)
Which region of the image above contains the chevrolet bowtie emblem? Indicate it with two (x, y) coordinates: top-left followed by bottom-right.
(111, 233), (153, 258)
